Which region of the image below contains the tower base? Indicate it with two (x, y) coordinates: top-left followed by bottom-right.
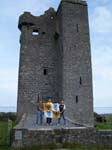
(11, 115), (112, 147)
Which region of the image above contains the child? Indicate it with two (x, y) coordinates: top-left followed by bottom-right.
(46, 99), (53, 125)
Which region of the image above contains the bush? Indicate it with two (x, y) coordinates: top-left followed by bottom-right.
(0, 112), (17, 121)
(94, 112), (106, 123)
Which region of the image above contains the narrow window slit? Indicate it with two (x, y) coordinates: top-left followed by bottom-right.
(80, 76), (82, 85)
(76, 24), (79, 32)
(76, 96), (78, 104)
(42, 32), (46, 35)
(43, 69), (47, 75)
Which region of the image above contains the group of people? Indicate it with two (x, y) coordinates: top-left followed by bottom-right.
(36, 99), (66, 126)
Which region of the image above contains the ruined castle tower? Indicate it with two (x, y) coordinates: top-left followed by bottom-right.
(17, 0), (94, 127)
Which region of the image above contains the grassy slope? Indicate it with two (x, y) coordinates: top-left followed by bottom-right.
(96, 115), (112, 130)
(0, 121), (8, 146)
(96, 122), (112, 130)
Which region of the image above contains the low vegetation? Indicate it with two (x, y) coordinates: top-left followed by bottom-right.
(0, 112), (16, 121)
(0, 112), (112, 150)
(95, 113), (112, 130)
(96, 122), (112, 130)
(0, 121), (8, 146)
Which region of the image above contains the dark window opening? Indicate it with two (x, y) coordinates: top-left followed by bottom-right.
(42, 32), (46, 35)
(43, 68), (47, 75)
(18, 22), (34, 30)
(76, 24), (79, 32)
(32, 30), (39, 35)
(80, 77), (82, 85)
(54, 32), (59, 40)
(76, 96), (78, 104)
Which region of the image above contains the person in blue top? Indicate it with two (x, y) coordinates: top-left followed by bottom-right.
(36, 100), (43, 125)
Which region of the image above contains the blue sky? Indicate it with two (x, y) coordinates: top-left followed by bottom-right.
(0, 0), (112, 107)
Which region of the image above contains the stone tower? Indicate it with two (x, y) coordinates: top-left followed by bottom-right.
(17, 0), (94, 127)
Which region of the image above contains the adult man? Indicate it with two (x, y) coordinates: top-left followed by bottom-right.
(58, 100), (66, 126)
(36, 100), (43, 125)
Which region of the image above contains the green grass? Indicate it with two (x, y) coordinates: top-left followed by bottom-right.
(0, 121), (8, 146)
(0, 121), (16, 146)
(0, 146), (10, 150)
(96, 115), (112, 130)
(96, 122), (112, 130)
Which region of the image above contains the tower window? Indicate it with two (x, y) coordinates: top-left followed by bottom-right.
(76, 24), (79, 32)
(80, 77), (82, 85)
(43, 68), (47, 75)
(50, 16), (54, 20)
(42, 32), (46, 35)
(32, 30), (39, 35)
(54, 32), (59, 40)
(76, 96), (78, 104)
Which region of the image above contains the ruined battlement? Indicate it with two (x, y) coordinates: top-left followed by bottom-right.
(62, 0), (87, 5)
(18, 8), (56, 31)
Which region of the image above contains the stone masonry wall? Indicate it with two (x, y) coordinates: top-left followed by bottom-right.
(17, 9), (63, 120)
(11, 128), (112, 147)
(60, 1), (94, 126)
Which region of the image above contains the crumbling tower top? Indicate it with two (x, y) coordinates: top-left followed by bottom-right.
(62, 0), (87, 5)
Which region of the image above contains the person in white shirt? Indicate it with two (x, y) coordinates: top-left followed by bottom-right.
(46, 98), (53, 125)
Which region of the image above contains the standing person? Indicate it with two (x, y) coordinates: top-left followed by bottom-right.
(52, 101), (60, 119)
(58, 100), (66, 126)
(46, 98), (53, 125)
(36, 100), (43, 125)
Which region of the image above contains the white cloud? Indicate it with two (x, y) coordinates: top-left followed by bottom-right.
(0, 68), (18, 91)
(88, 0), (112, 6)
(0, 68), (18, 106)
(89, 3), (112, 107)
(93, 79), (112, 107)
(99, 0), (111, 4)
(92, 45), (112, 107)
(0, 0), (52, 18)
(92, 46), (112, 78)
(90, 6), (112, 33)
